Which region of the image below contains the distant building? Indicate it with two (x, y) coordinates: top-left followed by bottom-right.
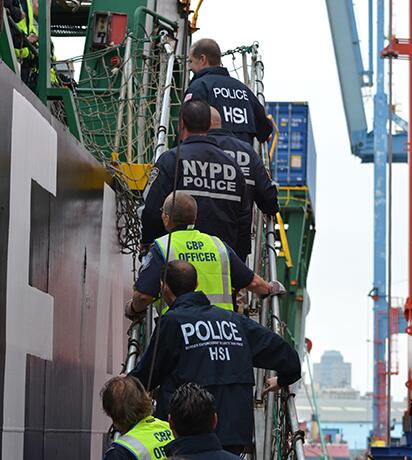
(314, 350), (351, 388)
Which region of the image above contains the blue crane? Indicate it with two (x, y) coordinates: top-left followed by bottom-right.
(325, 0), (408, 446)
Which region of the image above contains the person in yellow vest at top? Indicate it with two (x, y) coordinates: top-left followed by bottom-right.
(101, 375), (174, 460)
(15, 0), (59, 91)
(125, 191), (285, 318)
(15, 0), (38, 88)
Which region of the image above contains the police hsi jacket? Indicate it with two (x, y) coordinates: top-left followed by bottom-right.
(185, 66), (272, 145)
(131, 291), (301, 447)
(155, 229), (233, 311)
(141, 135), (251, 260)
(113, 416), (173, 460)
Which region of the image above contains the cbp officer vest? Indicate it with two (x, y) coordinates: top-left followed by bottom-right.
(114, 416), (173, 460)
(155, 229), (233, 311)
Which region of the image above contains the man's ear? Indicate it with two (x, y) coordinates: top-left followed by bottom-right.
(168, 415), (177, 436)
(211, 412), (218, 431)
(200, 54), (208, 67)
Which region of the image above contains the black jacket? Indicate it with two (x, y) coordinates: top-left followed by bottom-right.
(165, 433), (241, 459)
(185, 67), (272, 145)
(4, 0), (23, 23)
(130, 291), (301, 447)
(140, 135), (251, 260)
(209, 128), (279, 217)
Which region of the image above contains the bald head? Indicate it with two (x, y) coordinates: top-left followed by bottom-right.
(163, 192), (197, 230)
(210, 107), (222, 129)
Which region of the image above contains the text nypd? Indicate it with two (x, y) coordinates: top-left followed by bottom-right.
(182, 159), (237, 192)
(180, 320), (244, 361)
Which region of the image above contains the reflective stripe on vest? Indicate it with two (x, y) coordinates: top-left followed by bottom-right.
(114, 416), (172, 460)
(117, 435), (151, 460)
(155, 230), (233, 311)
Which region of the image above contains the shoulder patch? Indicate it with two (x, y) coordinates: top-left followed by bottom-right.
(147, 166), (160, 186)
(184, 93), (193, 102)
(140, 252), (153, 272)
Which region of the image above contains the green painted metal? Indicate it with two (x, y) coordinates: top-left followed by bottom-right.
(75, 1), (180, 161)
(38, 0), (51, 104)
(47, 87), (83, 142)
(133, 6), (178, 36)
(80, 0), (147, 66)
(0, 12), (18, 72)
(276, 187), (315, 348)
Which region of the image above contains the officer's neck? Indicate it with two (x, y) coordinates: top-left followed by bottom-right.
(181, 130), (208, 141)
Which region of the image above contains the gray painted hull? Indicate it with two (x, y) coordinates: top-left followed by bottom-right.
(0, 62), (132, 460)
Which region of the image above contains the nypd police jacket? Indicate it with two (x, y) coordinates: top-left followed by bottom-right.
(130, 291), (301, 447)
(140, 136), (251, 260)
(185, 66), (272, 145)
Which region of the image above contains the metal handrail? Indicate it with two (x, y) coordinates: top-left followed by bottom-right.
(252, 44), (305, 460)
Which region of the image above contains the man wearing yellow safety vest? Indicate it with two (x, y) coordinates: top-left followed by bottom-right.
(14, 0), (58, 91)
(126, 191), (285, 318)
(14, 0), (38, 88)
(101, 375), (173, 460)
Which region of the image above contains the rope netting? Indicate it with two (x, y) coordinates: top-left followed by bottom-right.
(222, 42), (259, 87)
(51, 30), (182, 271)
(69, 32), (181, 165)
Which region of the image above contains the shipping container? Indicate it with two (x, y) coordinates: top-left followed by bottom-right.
(266, 101), (316, 213)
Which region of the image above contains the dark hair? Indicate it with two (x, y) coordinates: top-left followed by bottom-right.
(100, 376), (152, 429)
(163, 191), (197, 226)
(180, 99), (211, 133)
(161, 260), (197, 297)
(169, 383), (216, 436)
(190, 38), (222, 66)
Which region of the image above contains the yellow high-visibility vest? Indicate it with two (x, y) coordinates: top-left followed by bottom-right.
(114, 416), (173, 460)
(15, 0), (37, 60)
(155, 229), (233, 312)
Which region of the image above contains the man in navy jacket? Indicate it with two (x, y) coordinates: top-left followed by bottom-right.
(130, 260), (301, 453)
(186, 38), (272, 145)
(140, 99), (251, 260)
(208, 107), (279, 245)
(165, 383), (241, 459)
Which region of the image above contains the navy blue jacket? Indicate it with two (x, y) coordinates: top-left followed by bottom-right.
(140, 135), (251, 260)
(130, 291), (301, 447)
(185, 67), (272, 145)
(208, 128), (279, 217)
(165, 433), (241, 459)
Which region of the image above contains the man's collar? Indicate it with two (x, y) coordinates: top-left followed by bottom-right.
(191, 66), (230, 81)
(169, 224), (195, 233)
(208, 127), (234, 137)
(182, 135), (218, 146)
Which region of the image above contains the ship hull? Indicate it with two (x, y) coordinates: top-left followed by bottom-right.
(0, 62), (132, 460)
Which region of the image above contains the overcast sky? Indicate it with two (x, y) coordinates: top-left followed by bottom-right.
(185, 0), (410, 401)
(55, 0), (410, 401)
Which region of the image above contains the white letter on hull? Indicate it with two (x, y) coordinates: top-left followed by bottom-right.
(3, 90), (57, 460)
